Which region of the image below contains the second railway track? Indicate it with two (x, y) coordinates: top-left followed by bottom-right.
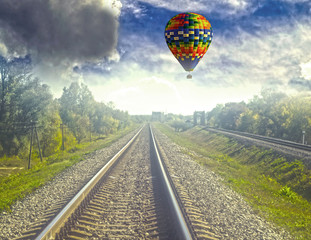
(204, 127), (311, 153)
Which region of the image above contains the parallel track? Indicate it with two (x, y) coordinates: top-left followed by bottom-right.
(204, 127), (311, 152)
(31, 125), (215, 240)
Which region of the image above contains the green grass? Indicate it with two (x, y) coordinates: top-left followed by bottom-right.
(0, 125), (138, 212)
(155, 123), (311, 240)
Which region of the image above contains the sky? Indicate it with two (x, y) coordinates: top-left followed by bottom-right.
(0, 0), (310, 115)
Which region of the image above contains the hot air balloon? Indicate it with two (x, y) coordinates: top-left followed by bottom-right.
(164, 12), (213, 78)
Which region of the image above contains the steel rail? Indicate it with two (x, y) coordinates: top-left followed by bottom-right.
(205, 127), (311, 152)
(35, 126), (144, 240)
(149, 125), (193, 240)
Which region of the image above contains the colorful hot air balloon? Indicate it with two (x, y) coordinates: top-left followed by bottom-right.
(164, 12), (213, 78)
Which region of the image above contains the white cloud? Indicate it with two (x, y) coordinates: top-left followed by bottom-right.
(123, 0), (254, 17)
(85, 14), (311, 114)
(0, 42), (7, 57)
(25, 0), (310, 115)
(79, 12), (311, 115)
(87, 74), (186, 114)
(300, 60), (311, 80)
(227, 0), (248, 8)
(121, 1), (147, 18)
(140, 76), (183, 102)
(101, 0), (122, 16)
(85, 66), (262, 115)
(193, 19), (311, 91)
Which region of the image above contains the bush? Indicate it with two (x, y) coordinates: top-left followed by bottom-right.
(279, 186), (298, 201)
(169, 120), (191, 132)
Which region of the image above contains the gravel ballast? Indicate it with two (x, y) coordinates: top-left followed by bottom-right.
(153, 127), (292, 240)
(0, 130), (137, 240)
(1, 126), (292, 239)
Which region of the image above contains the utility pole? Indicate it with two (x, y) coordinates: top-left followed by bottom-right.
(60, 123), (65, 150)
(28, 124), (34, 169)
(90, 123), (92, 142)
(28, 122), (43, 168)
(34, 125), (43, 162)
(302, 130), (306, 145)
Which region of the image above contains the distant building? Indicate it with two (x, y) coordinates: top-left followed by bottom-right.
(193, 111), (205, 125)
(152, 112), (164, 122)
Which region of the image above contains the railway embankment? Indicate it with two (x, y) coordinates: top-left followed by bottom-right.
(156, 123), (311, 240)
(0, 127), (139, 239)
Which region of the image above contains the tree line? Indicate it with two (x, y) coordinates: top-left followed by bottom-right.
(206, 90), (311, 144)
(0, 57), (131, 159)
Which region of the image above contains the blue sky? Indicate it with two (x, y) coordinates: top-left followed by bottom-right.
(0, 0), (311, 115)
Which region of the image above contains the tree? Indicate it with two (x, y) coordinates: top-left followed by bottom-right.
(59, 82), (95, 143)
(206, 104), (223, 127)
(217, 102), (247, 130)
(237, 109), (258, 133)
(170, 120), (190, 132)
(281, 95), (311, 143)
(248, 90), (287, 136)
(39, 100), (62, 156)
(206, 89), (311, 144)
(0, 57), (54, 156)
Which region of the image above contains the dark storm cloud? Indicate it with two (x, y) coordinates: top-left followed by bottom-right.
(0, 0), (119, 63)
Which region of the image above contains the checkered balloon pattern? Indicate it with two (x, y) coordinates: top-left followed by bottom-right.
(164, 12), (213, 72)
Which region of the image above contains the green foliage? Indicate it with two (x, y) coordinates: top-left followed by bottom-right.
(131, 115), (151, 123)
(0, 124), (137, 212)
(279, 186), (298, 201)
(0, 60), (132, 164)
(0, 57), (54, 156)
(155, 123), (311, 239)
(218, 102), (247, 130)
(169, 119), (191, 132)
(0, 58), (134, 212)
(207, 89), (311, 144)
(40, 101), (62, 156)
(59, 82), (130, 143)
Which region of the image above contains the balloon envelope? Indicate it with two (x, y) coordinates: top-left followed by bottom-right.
(164, 12), (212, 72)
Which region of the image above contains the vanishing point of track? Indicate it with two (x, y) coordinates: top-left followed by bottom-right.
(33, 125), (216, 240)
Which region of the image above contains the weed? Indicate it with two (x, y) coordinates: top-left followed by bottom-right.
(155, 123), (311, 239)
(279, 186), (298, 201)
(0, 125), (138, 212)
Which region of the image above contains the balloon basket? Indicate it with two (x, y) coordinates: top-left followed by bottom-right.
(187, 73), (192, 79)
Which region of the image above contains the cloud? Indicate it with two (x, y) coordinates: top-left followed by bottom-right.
(300, 60), (311, 80)
(288, 60), (311, 91)
(121, 2), (148, 18)
(0, 0), (121, 64)
(0, 42), (7, 56)
(123, 0), (255, 18)
(192, 17), (311, 90)
(80, 1), (311, 114)
(104, 6), (311, 92)
(0, 0), (122, 93)
(86, 74), (187, 114)
(288, 78), (311, 91)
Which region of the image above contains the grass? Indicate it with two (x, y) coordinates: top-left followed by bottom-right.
(154, 123), (311, 240)
(0, 124), (138, 212)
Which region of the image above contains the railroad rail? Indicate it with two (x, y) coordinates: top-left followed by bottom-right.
(33, 125), (198, 239)
(204, 127), (311, 152)
(35, 126), (144, 240)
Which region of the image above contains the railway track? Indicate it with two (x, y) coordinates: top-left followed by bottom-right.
(204, 127), (311, 152)
(20, 125), (217, 240)
(4, 124), (291, 240)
